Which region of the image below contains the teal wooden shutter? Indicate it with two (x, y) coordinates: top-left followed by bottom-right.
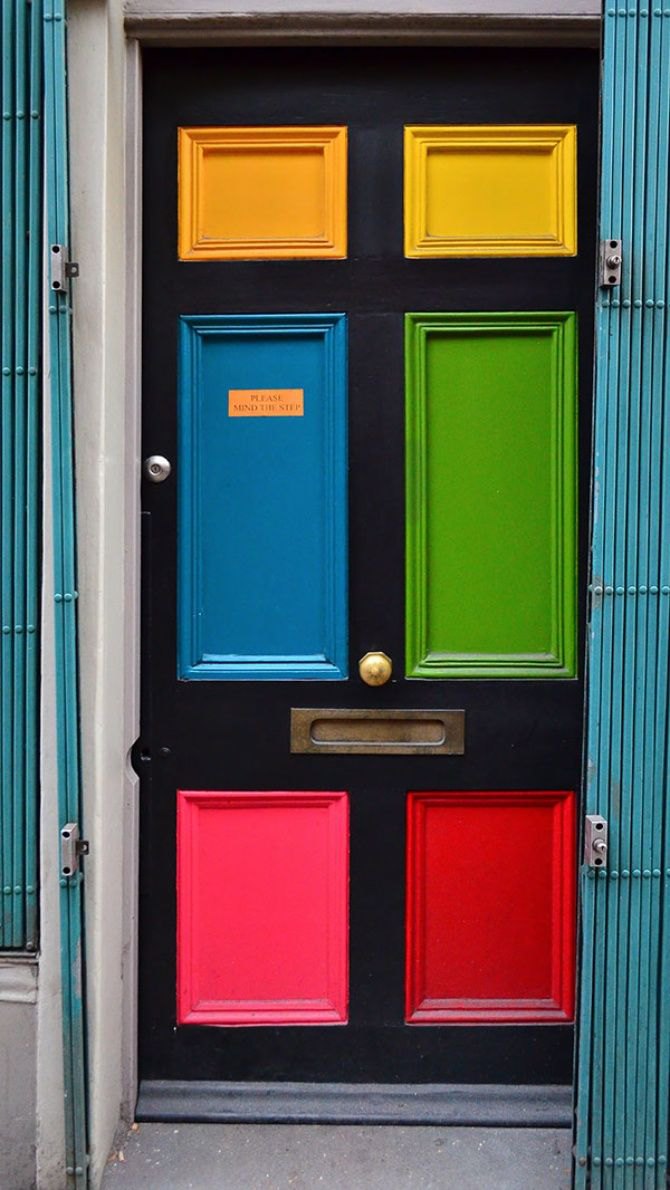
(44, 0), (88, 1182)
(0, 0), (42, 951)
(574, 2), (670, 1184)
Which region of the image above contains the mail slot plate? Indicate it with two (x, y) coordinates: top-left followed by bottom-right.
(290, 708), (465, 755)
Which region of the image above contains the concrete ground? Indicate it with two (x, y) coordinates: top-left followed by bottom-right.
(102, 1124), (572, 1189)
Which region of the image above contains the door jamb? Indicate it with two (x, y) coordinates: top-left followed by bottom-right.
(103, 2), (602, 1141)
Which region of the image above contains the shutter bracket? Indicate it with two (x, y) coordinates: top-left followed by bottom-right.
(50, 244), (79, 294)
(60, 823), (89, 878)
(584, 814), (608, 868)
(600, 240), (622, 287)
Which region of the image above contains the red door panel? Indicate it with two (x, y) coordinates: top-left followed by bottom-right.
(405, 790), (576, 1024)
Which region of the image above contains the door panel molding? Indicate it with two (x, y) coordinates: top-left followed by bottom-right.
(177, 789), (349, 1025)
(177, 312), (348, 679)
(404, 124), (577, 258)
(405, 311), (577, 679)
(405, 790), (576, 1024)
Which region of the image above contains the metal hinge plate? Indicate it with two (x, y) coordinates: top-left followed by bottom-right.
(60, 823), (89, 878)
(600, 239), (622, 288)
(50, 244), (80, 294)
(584, 814), (608, 868)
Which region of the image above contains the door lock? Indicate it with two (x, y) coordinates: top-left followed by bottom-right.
(143, 455), (172, 483)
(358, 651), (393, 687)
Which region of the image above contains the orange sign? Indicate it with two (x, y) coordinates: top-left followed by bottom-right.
(228, 389), (304, 417)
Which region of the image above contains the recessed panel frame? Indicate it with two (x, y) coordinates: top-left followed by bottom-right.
(177, 789), (350, 1026)
(178, 125), (348, 260)
(178, 313), (348, 680)
(405, 310), (578, 679)
(405, 789), (576, 1024)
(404, 124), (577, 257)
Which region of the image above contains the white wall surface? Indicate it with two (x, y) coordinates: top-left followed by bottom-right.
(69, 0), (139, 1185)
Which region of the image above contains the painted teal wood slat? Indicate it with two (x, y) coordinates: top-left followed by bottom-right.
(0, 0), (42, 951)
(650, 15), (670, 1177)
(1, 0), (17, 949)
(12, 0), (28, 951)
(24, 0), (43, 951)
(178, 314), (348, 681)
(574, 2), (670, 1185)
(43, 0), (88, 1182)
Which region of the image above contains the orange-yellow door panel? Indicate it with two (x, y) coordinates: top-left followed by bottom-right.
(178, 125), (347, 259)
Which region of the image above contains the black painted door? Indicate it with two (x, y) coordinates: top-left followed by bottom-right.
(138, 46), (597, 1098)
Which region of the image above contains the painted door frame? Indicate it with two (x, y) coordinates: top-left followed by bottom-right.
(67, 3), (601, 1182)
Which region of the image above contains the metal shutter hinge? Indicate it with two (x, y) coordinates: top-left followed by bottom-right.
(60, 823), (89, 878)
(584, 814), (608, 868)
(50, 244), (80, 294)
(600, 240), (622, 287)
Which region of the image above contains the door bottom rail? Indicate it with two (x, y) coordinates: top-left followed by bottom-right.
(136, 1080), (571, 1127)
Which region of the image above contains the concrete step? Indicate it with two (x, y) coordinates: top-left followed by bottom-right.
(102, 1123), (571, 1189)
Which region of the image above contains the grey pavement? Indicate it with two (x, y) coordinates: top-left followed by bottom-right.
(102, 1124), (571, 1189)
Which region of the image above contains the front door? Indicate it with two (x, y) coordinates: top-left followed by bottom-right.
(138, 46), (597, 1104)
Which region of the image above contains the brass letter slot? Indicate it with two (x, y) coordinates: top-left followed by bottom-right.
(290, 708), (465, 755)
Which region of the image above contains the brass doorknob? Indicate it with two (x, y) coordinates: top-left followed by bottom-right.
(358, 651), (392, 687)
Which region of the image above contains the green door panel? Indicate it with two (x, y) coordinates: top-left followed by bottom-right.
(405, 311), (577, 679)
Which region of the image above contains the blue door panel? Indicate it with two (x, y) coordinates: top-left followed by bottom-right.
(178, 313), (348, 679)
